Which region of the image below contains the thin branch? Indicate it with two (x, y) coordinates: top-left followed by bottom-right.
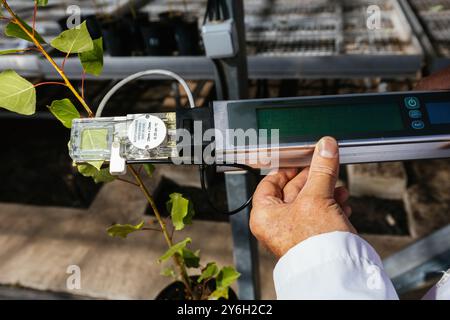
(1, 0), (94, 118)
(128, 165), (195, 299)
(4, 47), (38, 55)
(34, 81), (67, 88)
(81, 70), (86, 99)
(116, 177), (139, 187)
(61, 51), (70, 71)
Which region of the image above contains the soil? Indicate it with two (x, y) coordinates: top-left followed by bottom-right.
(156, 276), (238, 300)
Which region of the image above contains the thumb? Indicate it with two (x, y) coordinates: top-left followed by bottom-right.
(301, 136), (340, 198)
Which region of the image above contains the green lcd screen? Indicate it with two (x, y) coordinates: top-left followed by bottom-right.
(257, 102), (404, 140)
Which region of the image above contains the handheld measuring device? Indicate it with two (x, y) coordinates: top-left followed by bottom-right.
(69, 90), (450, 174)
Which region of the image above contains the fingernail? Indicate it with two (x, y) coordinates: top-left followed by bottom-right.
(319, 137), (338, 159)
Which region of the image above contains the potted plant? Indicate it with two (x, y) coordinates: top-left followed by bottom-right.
(0, 0), (239, 300)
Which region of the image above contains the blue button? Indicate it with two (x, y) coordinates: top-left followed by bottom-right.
(412, 120), (425, 130)
(405, 97), (420, 109)
(409, 110), (422, 119)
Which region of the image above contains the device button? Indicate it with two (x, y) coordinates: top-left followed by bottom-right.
(408, 110), (422, 119)
(411, 120), (425, 130)
(405, 97), (420, 109)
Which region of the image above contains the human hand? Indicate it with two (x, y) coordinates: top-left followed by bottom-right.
(250, 137), (357, 258)
(416, 66), (450, 91)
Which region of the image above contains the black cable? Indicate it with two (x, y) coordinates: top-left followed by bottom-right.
(212, 59), (228, 100)
(219, 0), (230, 20)
(202, 0), (250, 215)
(214, 0), (221, 20)
(203, 0), (211, 24)
(199, 164), (259, 216)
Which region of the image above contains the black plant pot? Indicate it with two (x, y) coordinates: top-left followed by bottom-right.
(155, 276), (238, 300)
(158, 11), (201, 56)
(140, 20), (176, 56)
(98, 16), (133, 57)
(122, 12), (149, 56)
(57, 15), (102, 39)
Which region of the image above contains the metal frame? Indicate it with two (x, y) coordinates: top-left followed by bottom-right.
(384, 224), (450, 295)
(0, 0), (426, 80)
(214, 0), (261, 300)
(399, 0), (450, 72)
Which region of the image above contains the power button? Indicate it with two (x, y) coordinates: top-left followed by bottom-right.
(405, 97), (420, 109)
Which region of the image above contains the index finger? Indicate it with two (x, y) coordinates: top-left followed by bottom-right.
(252, 168), (298, 207)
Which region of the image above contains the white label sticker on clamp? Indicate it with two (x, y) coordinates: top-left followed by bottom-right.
(127, 115), (167, 150)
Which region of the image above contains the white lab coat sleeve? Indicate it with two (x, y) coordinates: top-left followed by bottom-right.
(273, 231), (399, 300)
(422, 269), (450, 300)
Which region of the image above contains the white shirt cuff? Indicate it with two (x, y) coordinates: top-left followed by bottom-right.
(273, 231), (398, 300)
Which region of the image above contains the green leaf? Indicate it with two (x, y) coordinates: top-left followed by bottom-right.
(158, 238), (191, 263)
(78, 127), (108, 171)
(88, 161), (103, 171)
(182, 248), (200, 268)
(91, 168), (116, 183)
(48, 99), (80, 128)
(198, 262), (219, 283)
(77, 163), (97, 177)
(78, 38), (104, 76)
(0, 49), (25, 55)
(161, 267), (176, 278)
(0, 70), (36, 115)
(51, 21), (94, 54)
(166, 193), (195, 231)
(5, 17), (46, 44)
(143, 164), (155, 177)
(80, 128), (109, 151)
(107, 221), (144, 239)
(208, 267), (240, 300)
(77, 163), (115, 184)
(209, 287), (229, 300)
(216, 267), (241, 289)
(36, 0), (49, 6)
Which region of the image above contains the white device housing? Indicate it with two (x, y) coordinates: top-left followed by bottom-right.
(202, 19), (238, 58)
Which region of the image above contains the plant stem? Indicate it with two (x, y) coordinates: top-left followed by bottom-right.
(81, 70), (86, 100)
(128, 165), (195, 299)
(116, 177), (139, 187)
(3, 0), (196, 299)
(1, 0), (94, 118)
(61, 51), (70, 71)
(34, 81), (67, 88)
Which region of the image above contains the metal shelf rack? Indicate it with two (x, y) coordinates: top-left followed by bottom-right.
(0, 0), (424, 79)
(404, 0), (450, 71)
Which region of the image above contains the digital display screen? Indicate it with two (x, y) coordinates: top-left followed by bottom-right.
(257, 102), (404, 139)
(425, 102), (450, 125)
